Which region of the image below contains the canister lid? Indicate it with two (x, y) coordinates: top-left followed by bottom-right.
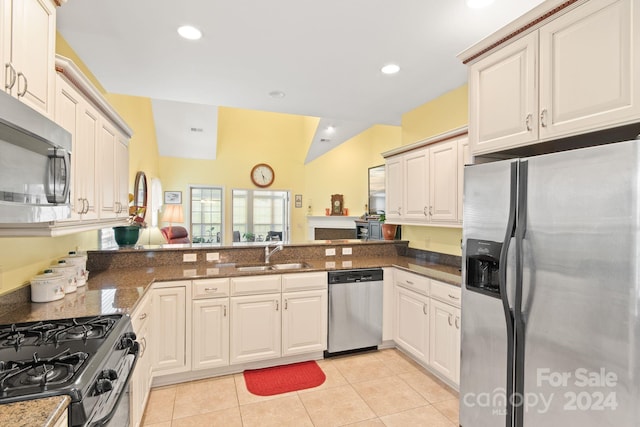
(32, 270), (64, 281)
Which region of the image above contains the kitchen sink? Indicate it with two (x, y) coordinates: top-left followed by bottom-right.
(271, 262), (311, 270)
(236, 265), (273, 272)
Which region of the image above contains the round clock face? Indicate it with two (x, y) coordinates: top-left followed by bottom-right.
(250, 163), (275, 188)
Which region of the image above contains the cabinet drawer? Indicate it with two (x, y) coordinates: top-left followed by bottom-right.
(282, 271), (327, 292)
(193, 278), (230, 299)
(395, 268), (430, 295)
(131, 292), (151, 333)
(231, 275), (282, 296)
(430, 280), (461, 308)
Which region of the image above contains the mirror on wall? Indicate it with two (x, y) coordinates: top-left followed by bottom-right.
(368, 165), (385, 215)
(132, 171), (148, 222)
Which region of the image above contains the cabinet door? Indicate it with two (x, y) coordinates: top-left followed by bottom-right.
(76, 103), (100, 220)
(539, 0), (639, 139)
(98, 121), (117, 218)
(429, 299), (459, 383)
(282, 290), (327, 356)
(230, 294), (281, 364)
(115, 136), (129, 218)
(469, 31), (538, 155)
(130, 318), (150, 427)
(429, 140), (458, 223)
(457, 137), (471, 223)
(368, 220), (382, 240)
(151, 285), (188, 375)
(403, 148), (429, 221)
(192, 298), (229, 370)
(7, 0), (55, 116)
(394, 285), (429, 364)
(385, 156), (403, 221)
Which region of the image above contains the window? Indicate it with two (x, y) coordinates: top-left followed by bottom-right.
(232, 189), (289, 242)
(190, 186), (223, 243)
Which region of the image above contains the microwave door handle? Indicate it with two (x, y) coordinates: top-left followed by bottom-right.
(499, 160), (518, 427)
(61, 150), (71, 203)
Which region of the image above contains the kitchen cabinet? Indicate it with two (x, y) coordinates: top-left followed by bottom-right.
(151, 281), (190, 376)
(230, 292), (282, 364)
(467, 0), (640, 155)
(429, 279), (461, 386)
(54, 74), (99, 221)
(457, 136), (471, 223)
(130, 293), (152, 427)
(393, 269), (430, 364)
(192, 278), (230, 370)
(281, 272), (327, 356)
(355, 219), (383, 240)
(394, 285), (430, 364)
(98, 120), (129, 219)
(0, 0), (56, 117)
(383, 130), (466, 227)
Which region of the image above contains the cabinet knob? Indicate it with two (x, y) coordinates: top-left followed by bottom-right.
(4, 63), (16, 90)
(16, 72), (27, 97)
(540, 109), (548, 128)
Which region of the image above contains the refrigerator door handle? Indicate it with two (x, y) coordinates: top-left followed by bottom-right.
(499, 161), (518, 427)
(513, 160), (529, 427)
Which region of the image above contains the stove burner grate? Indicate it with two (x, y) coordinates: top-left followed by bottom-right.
(0, 349), (88, 394)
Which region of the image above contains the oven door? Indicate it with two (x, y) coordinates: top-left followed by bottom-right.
(86, 351), (138, 427)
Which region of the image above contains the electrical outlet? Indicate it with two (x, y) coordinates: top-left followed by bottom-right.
(182, 269), (197, 277)
(342, 260), (353, 268)
(325, 248), (336, 256)
(325, 261), (336, 269)
(206, 268), (220, 275)
(183, 253), (197, 262)
(342, 247), (352, 255)
(206, 252), (220, 262)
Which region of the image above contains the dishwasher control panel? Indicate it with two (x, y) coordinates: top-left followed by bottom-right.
(328, 268), (383, 284)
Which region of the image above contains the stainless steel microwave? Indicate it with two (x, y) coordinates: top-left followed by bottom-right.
(0, 91), (71, 223)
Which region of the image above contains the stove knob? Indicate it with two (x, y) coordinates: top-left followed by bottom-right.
(100, 369), (118, 381)
(119, 332), (137, 350)
(95, 378), (113, 395)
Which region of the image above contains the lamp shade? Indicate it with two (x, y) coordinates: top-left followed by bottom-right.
(162, 204), (184, 223)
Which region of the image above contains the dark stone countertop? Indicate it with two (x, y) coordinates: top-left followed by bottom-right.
(0, 255), (461, 325)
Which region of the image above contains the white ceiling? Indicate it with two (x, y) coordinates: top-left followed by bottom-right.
(56, 0), (544, 161)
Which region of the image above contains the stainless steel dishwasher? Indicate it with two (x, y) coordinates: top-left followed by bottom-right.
(326, 268), (383, 356)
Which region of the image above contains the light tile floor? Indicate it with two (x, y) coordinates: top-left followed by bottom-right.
(142, 349), (459, 427)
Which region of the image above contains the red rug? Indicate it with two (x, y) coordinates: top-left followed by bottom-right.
(243, 361), (326, 396)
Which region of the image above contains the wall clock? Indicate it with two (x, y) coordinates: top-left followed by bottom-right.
(250, 163), (275, 188)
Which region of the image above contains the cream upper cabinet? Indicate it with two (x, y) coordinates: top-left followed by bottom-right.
(385, 155), (403, 222)
(1, 0), (56, 117)
(54, 75), (99, 221)
(538, 0), (639, 138)
(383, 130), (466, 227)
(469, 32), (538, 154)
(457, 136), (471, 223)
(465, 0), (640, 156)
(429, 139), (458, 223)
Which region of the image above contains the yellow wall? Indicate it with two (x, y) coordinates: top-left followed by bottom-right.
(399, 85), (469, 256)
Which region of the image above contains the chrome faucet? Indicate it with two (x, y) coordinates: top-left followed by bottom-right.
(265, 242), (283, 264)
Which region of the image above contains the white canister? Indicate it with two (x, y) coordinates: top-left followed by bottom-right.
(60, 251), (88, 287)
(30, 270), (66, 303)
(50, 260), (77, 293)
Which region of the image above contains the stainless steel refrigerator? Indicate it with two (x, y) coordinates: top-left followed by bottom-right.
(460, 140), (640, 427)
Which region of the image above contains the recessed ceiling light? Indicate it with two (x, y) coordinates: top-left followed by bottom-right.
(381, 63), (400, 75)
(177, 25), (202, 40)
(268, 90), (286, 98)
(465, 0), (495, 9)
(326, 125), (336, 134)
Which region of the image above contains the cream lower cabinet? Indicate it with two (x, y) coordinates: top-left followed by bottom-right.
(130, 293), (152, 427)
(230, 293), (282, 364)
(151, 281), (190, 376)
(281, 272), (327, 356)
(393, 269), (430, 365)
(429, 299), (461, 385)
(192, 278), (230, 370)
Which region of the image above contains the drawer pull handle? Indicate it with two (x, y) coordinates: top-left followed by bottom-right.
(138, 313), (147, 320)
(448, 294), (460, 300)
(406, 280), (414, 285)
(204, 287), (218, 292)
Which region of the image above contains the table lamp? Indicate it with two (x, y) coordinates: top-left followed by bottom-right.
(162, 204), (184, 240)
